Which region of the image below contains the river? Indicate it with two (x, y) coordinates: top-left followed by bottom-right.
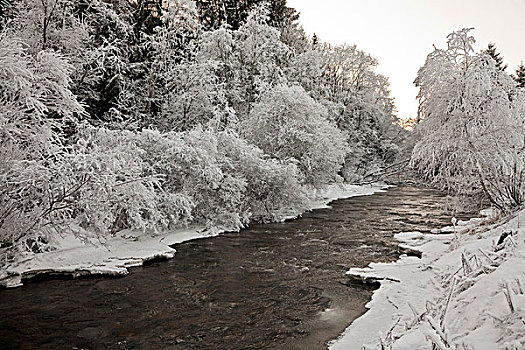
(0, 186), (470, 350)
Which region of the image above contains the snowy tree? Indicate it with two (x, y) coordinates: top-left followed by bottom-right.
(152, 0), (202, 63)
(514, 62), (525, 88)
(286, 48), (323, 98)
(0, 0), (13, 31)
(313, 42), (398, 179)
(0, 31), (85, 251)
(483, 42), (507, 71)
(242, 85), (347, 188)
(159, 61), (235, 132)
(69, 1), (133, 124)
(232, 4), (291, 114)
(411, 28), (525, 210)
(318, 43), (386, 104)
(125, 0), (202, 127)
(195, 0), (298, 30)
(198, 5), (291, 117)
(12, 0), (90, 54)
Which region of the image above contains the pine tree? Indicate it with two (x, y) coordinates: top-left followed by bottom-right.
(195, 0), (297, 30)
(514, 62), (525, 88)
(0, 0), (12, 30)
(312, 33), (319, 46)
(483, 42), (508, 71)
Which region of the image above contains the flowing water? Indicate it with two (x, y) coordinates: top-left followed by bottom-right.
(0, 186), (470, 350)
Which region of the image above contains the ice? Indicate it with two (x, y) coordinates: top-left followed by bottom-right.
(330, 208), (525, 349)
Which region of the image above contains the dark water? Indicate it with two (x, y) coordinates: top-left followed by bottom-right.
(0, 186), (469, 350)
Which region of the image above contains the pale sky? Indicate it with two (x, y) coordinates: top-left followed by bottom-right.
(287, 0), (525, 119)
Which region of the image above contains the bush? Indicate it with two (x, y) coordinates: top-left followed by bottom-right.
(242, 85), (347, 188)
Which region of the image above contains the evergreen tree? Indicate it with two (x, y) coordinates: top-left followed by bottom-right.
(312, 33), (319, 46)
(195, 0), (297, 30)
(515, 62), (525, 88)
(0, 0), (12, 30)
(483, 42), (507, 71)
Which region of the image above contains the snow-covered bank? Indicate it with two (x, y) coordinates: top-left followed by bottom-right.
(0, 183), (388, 289)
(330, 208), (525, 349)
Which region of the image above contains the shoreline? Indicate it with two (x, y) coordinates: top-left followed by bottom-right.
(329, 207), (525, 349)
(0, 183), (388, 289)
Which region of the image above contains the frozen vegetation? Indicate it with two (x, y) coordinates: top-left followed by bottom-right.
(331, 208), (525, 350)
(0, 0), (401, 269)
(0, 183), (387, 288)
(331, 28), (525, 350)
(2, 0), (525, 349)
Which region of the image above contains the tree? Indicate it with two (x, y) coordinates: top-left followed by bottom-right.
(9, 0), (131, 125)
(233, 5), (290, 114)
(242, 85), (347, 188)
(514, 62), (525, 88)
(483, 42), (507, 71)
(198, 4), (291, 117)
(0, 0), (13, 30)
(312, 33), (319, 46)
(411, 28), (525, 210)
(194, 0), (298, 31)
(313, 42), (398, 179)
(124, 0), (202, 127)
(286, 48), (323, 97)
(11, 0), (90, 53)
(159, 61), (233, 132)
(0, 30), (86, 251)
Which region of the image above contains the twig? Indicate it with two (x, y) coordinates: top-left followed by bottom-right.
(441, 276), (457, 327)
(503, 282), (515, 313)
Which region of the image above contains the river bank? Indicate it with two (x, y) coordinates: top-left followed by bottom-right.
(0, 185), (460, 350)
(330, 207), (525, 349)
(0, 183), (387, 289)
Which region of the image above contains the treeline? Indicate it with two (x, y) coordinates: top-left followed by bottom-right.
(411, 29), (525, 212)
(0, 0), (400, 255)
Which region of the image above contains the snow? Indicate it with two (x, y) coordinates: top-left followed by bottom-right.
(309, 183), (389, 210)
(330, 209), (525, 349)
(0, 226), (214, 289)
(0, 183), (388, 288)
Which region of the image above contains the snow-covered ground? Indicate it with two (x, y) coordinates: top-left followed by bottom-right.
(330, 208), (525, 349)
(0, 183), (387, 289)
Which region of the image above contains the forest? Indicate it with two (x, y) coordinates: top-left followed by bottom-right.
(1, 0), (525, 277)
(0, 0), (402, 257)
(2, 1), (525, 349)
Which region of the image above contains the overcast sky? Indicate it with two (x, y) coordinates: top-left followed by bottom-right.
(287, 0), (525, 119)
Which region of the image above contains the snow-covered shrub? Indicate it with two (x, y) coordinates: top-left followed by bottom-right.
(242, 85), (347, 188)
(216, 130), (309, 221)
(0, 30), (84, 251)
(64, 126), (194, 235)
(173, 128), (249, 230)
(132, 127), (308, 229)
(129, 128), (248, 231)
